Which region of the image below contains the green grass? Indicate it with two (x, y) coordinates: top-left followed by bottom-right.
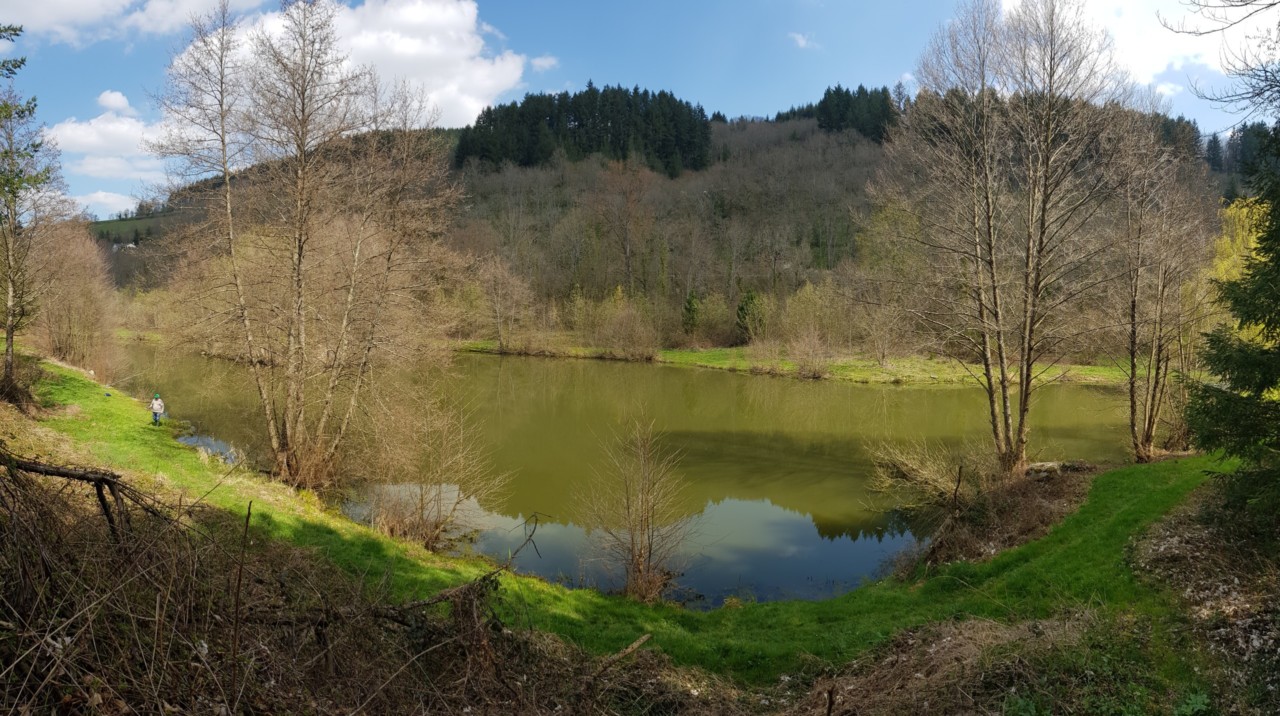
(462, 339), (1130, 386)
(90, 214), (175, 238)
(32, 361), (1211, 685)
(662, 348), (1130, 385)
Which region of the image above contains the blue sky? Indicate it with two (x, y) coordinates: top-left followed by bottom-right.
(0, 0), (1262, 218)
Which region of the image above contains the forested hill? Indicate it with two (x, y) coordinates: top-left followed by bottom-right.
(452, 82), (904, 178)
(774, 84), (899, 141)
(454, 83), (713, 177)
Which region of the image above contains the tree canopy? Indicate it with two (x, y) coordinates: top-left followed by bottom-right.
(1186, 128), (1280, 521)
(774, 83), (898, 141)
(454, 83), (713, 178)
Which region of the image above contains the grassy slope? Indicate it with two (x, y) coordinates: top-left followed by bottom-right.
(33, 362), (1208, 685)
(461, 340), (1129, 386)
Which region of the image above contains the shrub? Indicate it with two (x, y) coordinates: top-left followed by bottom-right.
(591, 288), (659, 360)
(578, 419), (692, 603)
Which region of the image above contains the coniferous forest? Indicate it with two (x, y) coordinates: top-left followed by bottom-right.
(454, 83), (714, 177)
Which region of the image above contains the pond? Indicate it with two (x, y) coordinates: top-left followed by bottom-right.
(118, 345), (1128, 606)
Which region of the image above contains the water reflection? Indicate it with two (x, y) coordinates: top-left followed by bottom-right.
(118, 346), (1128, 605)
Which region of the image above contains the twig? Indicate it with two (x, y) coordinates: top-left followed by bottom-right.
(590, 633), (652, 681)
(229, 501), (251, 713)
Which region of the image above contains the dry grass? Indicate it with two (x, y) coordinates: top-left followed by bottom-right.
(870, 439), (1097, 572)
(0, 442), (759, 715)
(783, 616), (1088, 716)
(1133, 488), (1280, 714)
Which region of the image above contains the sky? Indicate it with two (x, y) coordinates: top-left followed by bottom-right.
(0, 0), (1271, 218)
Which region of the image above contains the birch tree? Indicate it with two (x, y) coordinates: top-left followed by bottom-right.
(875, 0), (1129, 475)
(156, 0), (460, 488)
(1107, 104), (1218, 462)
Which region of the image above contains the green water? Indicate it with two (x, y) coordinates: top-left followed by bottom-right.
(119, 346), (1128, 604)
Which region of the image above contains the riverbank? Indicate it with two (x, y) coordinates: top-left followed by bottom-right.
(459, 340), (1130, 386)
(12, 358), (1239, 710)
(115, 329), (1129, 386)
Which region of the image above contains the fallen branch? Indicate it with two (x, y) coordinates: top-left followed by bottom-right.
(590, 633), (652, 681)
(0, 446), (170, 541)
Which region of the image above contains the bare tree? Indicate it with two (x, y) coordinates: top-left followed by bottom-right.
(1164, 1), (1280, 114)
(1107, 103), (1219, 462)
(156, 0), (460, 488)
(35, 222), (115, 370)
(579, 419), (692, 603)
(477, 253), (533, 351)
(875, 0), (1129, 475)
(0, 70), (67, 397)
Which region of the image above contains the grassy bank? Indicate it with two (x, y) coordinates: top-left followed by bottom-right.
(460, 340), (1129, 386)
(29, 361), (1210, 689)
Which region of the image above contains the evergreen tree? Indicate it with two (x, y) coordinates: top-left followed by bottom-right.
(813, 83), (897, 141)
(1206, 133), (1224, 172)
(1186, 127), (1280, 526)
(454, 83), (711, 176)
(0, 25), (24, 79)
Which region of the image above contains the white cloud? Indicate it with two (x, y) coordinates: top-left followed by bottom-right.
(1155, 81), (1184, 97)
(531, 54), (558, 72)
(49, 107), (160, 159)
(97, 90), (136, 115)
(122, 0), (268, 36)
(330, 0), (526, 126)
(788, 32), (815, 50)
(68, 155), (165, 182)
(8, 0), (268, 44)
(999, 0), (1270, 84)
(19, 0), (533, 128)
(74, 190), (140, 217)
(49, 93), (167, 186)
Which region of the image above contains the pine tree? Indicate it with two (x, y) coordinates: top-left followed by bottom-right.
(1206, 133), (1224, 172)
(1186, 126), (1280, 525)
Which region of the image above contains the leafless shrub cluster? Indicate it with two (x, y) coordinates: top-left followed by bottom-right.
(680, 292), (738, 347)
(33, 223), (119, 378)
(360, 399), (507, 551)
(0, 443), (750, 714)
(579, 419), (693, 603)
(787, 330), (831, 380)
(870, 439), (1000, 512)
(576, 290), (661, 361)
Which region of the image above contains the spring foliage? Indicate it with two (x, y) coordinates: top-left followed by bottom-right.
(1187, 133), (1280, 521)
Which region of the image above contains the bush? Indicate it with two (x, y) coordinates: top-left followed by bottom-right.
(578, 419), (692, 603)
(590, 288), (659, 360)
(735, 290), (768, 344)
(693, 292), (736, 346)
(787, 329), (831, 379)
(870, 439), (997, 511)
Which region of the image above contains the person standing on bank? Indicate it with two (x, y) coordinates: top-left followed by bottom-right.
(149, 393), (165, 426)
